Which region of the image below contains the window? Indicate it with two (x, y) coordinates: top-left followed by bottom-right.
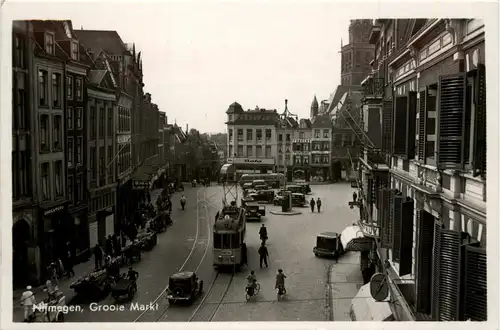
(40, 115), (49, 151)
(428, 39), (441, 56)
(313, 143), (320, 151)
(299, 131), (304, 139)
(71, 41), (79, 61)
(67, 107), (74, 130)
(313, 155), (320, 164)
(52, 73), (61, 107)
(246, 145), (253, 157)
(75, 78), (82, 100)
(76, 137), (82, 165)
(76, 107), (82, 129)
(285, 154), (290, 166)
(286, 134), (290, 142)
(90, 106), (96, 138)
(53, 115), (62, 150)
(16, 75), (27, 129)
(323, 142), (330, 150)
(237, 145), (243, 157)
(76, 175), (84, 203)
(237, 129), (243, 141)
(19, 151), (29, 196)
(67, 175), (74, 203)
(228, 129), (233, 142)
(314, 129), (320, 138)
(107, 146), (113, 177)
(90, 147), (96, 180)
(246, 129), (253, 141)
(278, 134), (283, 142)
(67, 137), (74, 167)
(228, 115), (233, 122)
(45, 33), (54, 55)
(99, 147), (105, 186)
(54, 161), (63, 197)
(265, 129), (272, 140)
(256, 145), (263, 157)
(303, 156), (309, 164)
(41, 162), (50, 200)
(256, 129), (262, 141)
(14, 35), (25, 68)
(393, 92), (417, 158)
(304, 143), (309, 151)
(67, 76), (73, 100)
(323, 129), (330, 138)
(107, 106), (113, 136)
(38, 70), (48, 106)
(322, 155), (329, 163)
(265, 145), (271, 157)
(99, 107), (105, 137)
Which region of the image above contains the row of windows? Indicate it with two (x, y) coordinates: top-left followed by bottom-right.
(38, 70), (83, 107)
(67, 107), (83, 130)
(67, 174), (85, 206)
(230, 145), (272, 158)
(67, 136), (83, 168)
(12, 151), (30, 200)
(43, 32), (79, 61)
(118, 106), (131, 132)
(39, 114), (63, 153)
(89, 103), (114, 138)
(89, 145), (116, 186)
(40, 161), (64, 201)
(231, 128), (273, 141)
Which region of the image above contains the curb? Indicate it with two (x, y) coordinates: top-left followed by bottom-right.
(269, 210), (302, 216)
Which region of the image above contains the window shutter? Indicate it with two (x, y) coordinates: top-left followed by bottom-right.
(432, 226), (462, 321)
(380, 188), (394, 248)
(463, 246), (487, 321)
(399, 199), (414, 276)
(472, 64), (486, 177)
(437, 73), (467, 169)
(391, 195), (404, 262)
(417, 87), (428, 162)
(393, 96), (408, 155)
(416, 210), (435, 314)
(382, 99), (393, 153)
(406, 91), (417, 159)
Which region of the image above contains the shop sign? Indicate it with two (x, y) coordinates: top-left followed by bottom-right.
(43, 205), (65, 216)
(227, 158), (274, 165)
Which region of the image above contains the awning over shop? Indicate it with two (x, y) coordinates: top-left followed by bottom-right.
(341, 225), (375, 252)
(350, 283), (394, 321)
(132, 156), (163, 190)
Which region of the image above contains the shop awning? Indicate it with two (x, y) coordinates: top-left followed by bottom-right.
(132, 156), (163, 189)
(350, 283), (394, 321)
(341, 225), (375, 252)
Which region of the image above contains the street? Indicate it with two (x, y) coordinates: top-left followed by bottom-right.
(36, 182), (361, 322)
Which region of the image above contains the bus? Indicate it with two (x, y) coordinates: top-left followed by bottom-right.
(239, 173), (285, 188)
(213, 205), (246, 269)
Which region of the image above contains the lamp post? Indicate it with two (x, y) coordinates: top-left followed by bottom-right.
(280, 99), (298, 212)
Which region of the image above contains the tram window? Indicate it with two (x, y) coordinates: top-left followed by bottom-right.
(222, 234), (231, 249)
(231, 233), (240, 248)
(214, 233), (222, 248)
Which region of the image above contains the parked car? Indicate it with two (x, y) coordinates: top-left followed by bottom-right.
(296, 182), (311, 194)
(252, 179), (266, 188)
(291, 193), (306, 207)
(166, 271), (203, 305)
(242, 183), (253, 191)
(245, 202), (265, 221)
(254, 184), (269, 191)
(285, 185), (304, 194)
(248, 190), (275, 204)
(313, 232), (344, 258)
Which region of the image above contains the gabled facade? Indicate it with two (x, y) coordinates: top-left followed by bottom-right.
(352, 19), (486, 322)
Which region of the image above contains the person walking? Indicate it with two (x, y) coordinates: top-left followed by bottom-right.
(259, 224), (268, 244)
(353, 191), (357, 203)
(258, 242), (269, 268)
(317, 198), (322, 213)
(180, 195), (187, 210)
(310, 198), (316, 213)
(20, 285), (36, 322)
(105, 235), (113, 256)
(93, 243), (103, 269)
(64, 250), (75, 278)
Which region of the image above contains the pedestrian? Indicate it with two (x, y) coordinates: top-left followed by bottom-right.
(49, 262), (59, 285)
(310, 198), (316, 213)
(93, 243), (103, 269)
(317, 198), (322, 213)
(105, 235), (113, 256)
(259, 224), (268, 244)
(56, 258), (65, 278)
(112, 234), (121, 256)
(353, 191), (357, 203)
(180, 195), (187, 210)
(258, 242), (269, 268)
(64, 250), (75, 278)
(20, 285), (36, 322)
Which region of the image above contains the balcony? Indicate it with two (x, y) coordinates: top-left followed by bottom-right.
(361, 77), (384, 99)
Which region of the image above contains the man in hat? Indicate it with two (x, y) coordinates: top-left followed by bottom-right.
(20, 285), (36, 322)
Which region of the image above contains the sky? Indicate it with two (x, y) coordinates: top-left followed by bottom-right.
(4, 1), (351, 133)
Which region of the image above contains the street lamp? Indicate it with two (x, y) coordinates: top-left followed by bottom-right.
(280, 99), (298, 212)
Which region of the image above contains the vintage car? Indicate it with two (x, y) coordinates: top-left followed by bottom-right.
(296, 182), (311, 194)
(254, 183), (269, 191)
(313, 232), (344, 258)
(251, 179), (267, 188)
(166, 271), (204, 305)
(243, 188), (257, 198)
(274, 191), (306, 207)
(245, 202), (265, 221)
(248, 190), (275, 204)
(285, 185), (305, 194)
(242, 182), (253, 191)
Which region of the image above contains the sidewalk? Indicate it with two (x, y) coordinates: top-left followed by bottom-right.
(327, 251), (364, 321)
(12, 186), (173, 322)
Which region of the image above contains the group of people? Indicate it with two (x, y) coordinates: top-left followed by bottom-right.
(93, 233), (123, 270)
(246, 269), (287, 296)
(309, 197), (322, 213)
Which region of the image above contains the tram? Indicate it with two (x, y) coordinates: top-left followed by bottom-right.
(213, 164), (246, 269)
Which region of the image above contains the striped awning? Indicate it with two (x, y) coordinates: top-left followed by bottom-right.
(341, 225), (375, 252)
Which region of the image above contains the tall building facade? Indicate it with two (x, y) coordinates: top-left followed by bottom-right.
(341, 19), (375, 86)
(226, 102), (280, 176)
(351, 19), (486, 321)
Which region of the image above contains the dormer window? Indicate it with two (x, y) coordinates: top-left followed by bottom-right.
(71, 41), (79, 61)
(45, 33), (54, 55)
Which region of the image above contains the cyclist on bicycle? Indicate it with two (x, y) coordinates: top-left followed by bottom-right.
(247, 270), (257, 291)
(275, 269), (287, 294)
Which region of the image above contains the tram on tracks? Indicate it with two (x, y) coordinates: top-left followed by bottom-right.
(213, 164), (246, 269)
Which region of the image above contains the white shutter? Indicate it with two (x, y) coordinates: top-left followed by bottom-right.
(89, 221), (98, 248)
(105, 214), (115, 237)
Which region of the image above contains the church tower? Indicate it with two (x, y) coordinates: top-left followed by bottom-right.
(310, 95), (319, 119)
(340, 19), (374, 86)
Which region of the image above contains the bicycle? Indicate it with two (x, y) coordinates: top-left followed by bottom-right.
(245, 283), (260, 301)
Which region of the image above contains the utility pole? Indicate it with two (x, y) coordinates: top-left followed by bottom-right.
(280, 99), (298, 211)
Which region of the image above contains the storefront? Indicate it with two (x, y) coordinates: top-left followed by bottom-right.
(227, 157), (275, 179)
(38, 202), (71, 280)
(68, 207), (90, 263)
(310, 165), (331, 182)
(13, 209), (40, 286)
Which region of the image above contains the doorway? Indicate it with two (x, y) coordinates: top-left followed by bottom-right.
(12, 219), (31, 288)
